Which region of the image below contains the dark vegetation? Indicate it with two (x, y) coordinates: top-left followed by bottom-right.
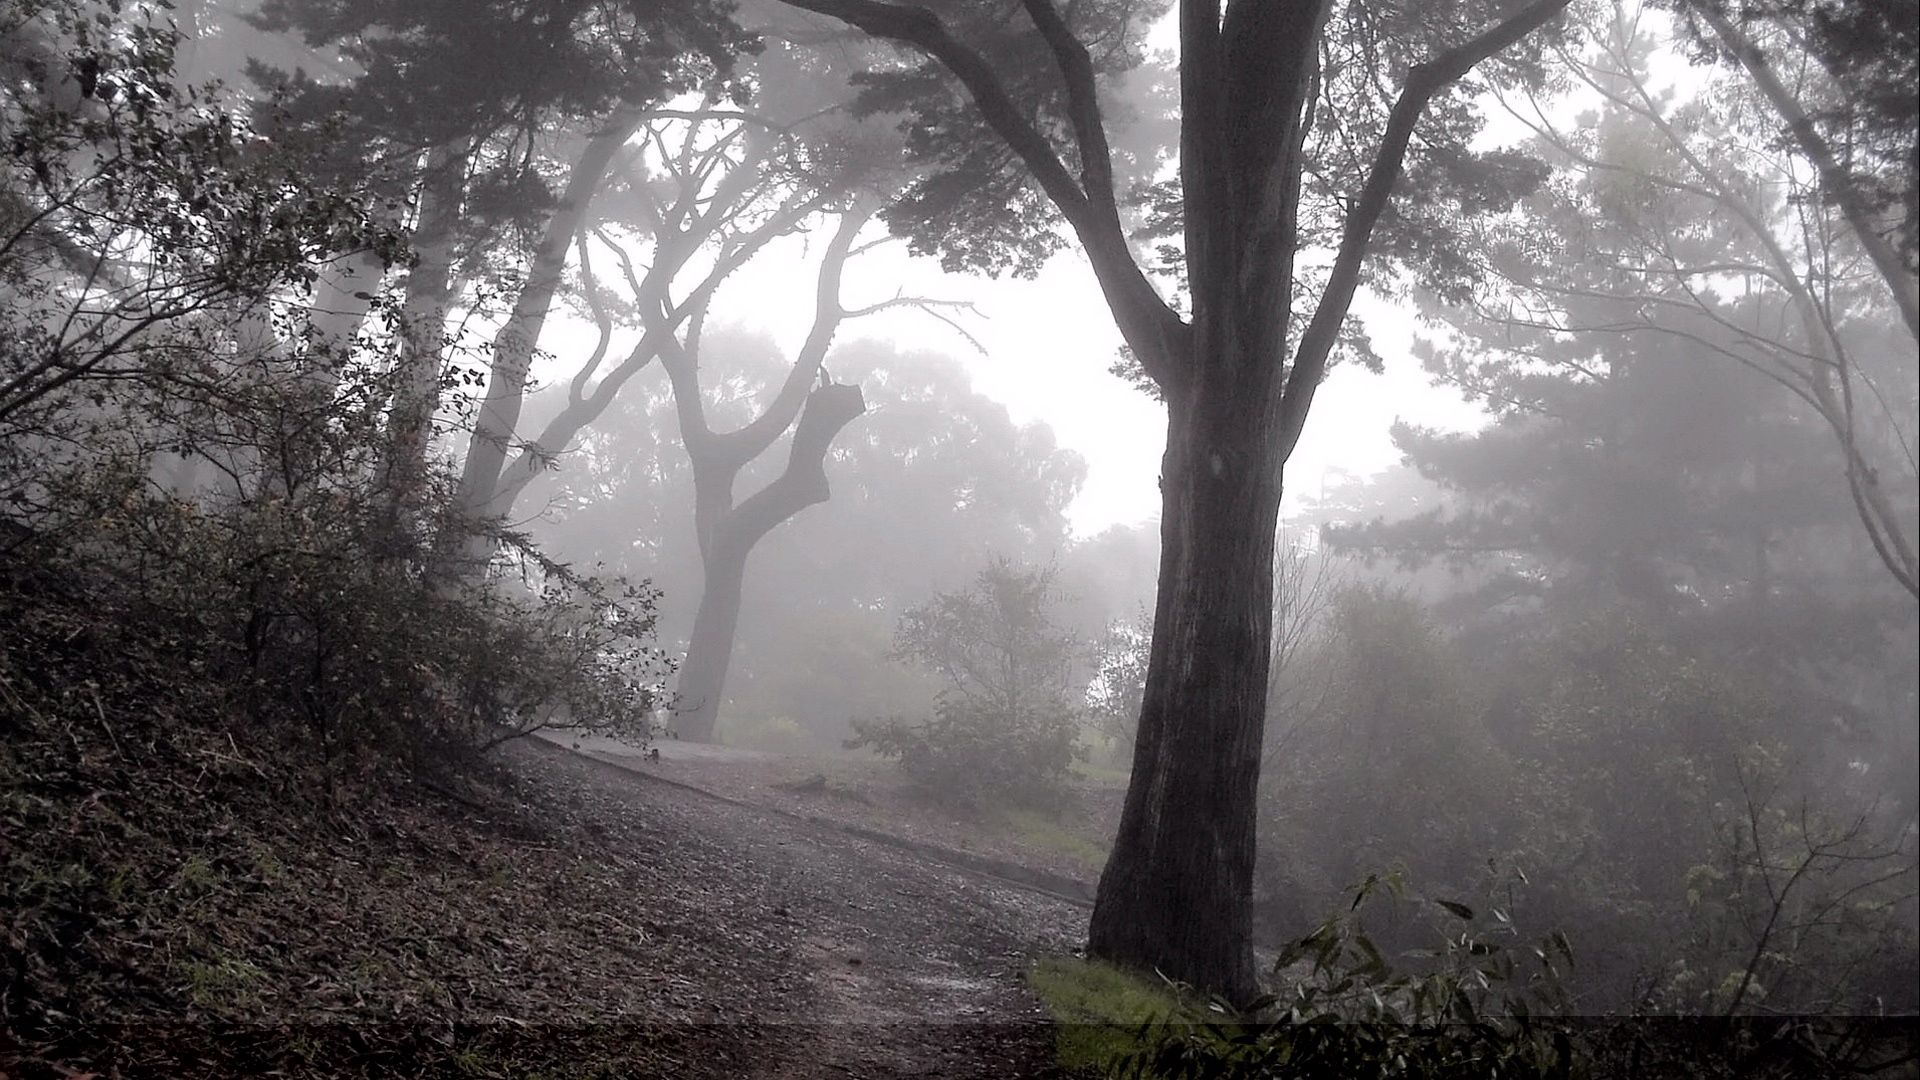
(2, 0), (1916, 1075)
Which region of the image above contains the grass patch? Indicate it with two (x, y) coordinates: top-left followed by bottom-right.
(1026, 956), (1186, 1075)
(991, 807), (1110, 869)
(1068, 759), (1131, 787)
(177, 954), (265, 1009)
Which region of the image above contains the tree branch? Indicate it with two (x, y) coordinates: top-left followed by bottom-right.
(1691, 2), (1919, 337)
(780, 0), (1188, 379)
(1017, 0), (1117, 214)
(714, 381), (868, 561)
(1277, 0), (1573, 464)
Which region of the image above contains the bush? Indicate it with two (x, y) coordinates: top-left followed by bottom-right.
(1121, 871), (1582, 1079)
(0, 3), (667, 780)
(4, 448), (671, 781)
(847, 557), (1084, 807)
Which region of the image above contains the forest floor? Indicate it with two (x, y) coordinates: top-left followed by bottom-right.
(3, 708), (1103, 1078)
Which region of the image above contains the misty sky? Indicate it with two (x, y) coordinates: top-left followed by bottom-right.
(533, 223), (1490, 537)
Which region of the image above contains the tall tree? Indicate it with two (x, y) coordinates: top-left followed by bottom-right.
(1329, 290), (1917, 813)
(774, 0), (1571, 997)
(470, 36), (940, 740)
(651, 201), (875, 742)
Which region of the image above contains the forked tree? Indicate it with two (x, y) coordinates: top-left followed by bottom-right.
(776, 0), (1572, 999)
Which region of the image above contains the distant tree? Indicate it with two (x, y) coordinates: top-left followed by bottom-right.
(527, 337), (1088, 746)
(1256, 586), (1511, 933)
(1085, 610), (1150, 763)
(551, 59), (968, 741)
(1329, 300), (1917, 809)
(776, 0), (1575, 996)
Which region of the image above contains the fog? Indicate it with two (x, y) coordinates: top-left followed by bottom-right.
(3, 0), (1914, 1070)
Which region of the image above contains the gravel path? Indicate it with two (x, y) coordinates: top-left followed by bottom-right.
(507, 738), (1091, 1078)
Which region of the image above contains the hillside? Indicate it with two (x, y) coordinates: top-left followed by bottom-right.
(1, 699), (1089, 1078)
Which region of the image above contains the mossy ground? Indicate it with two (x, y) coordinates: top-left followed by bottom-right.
(1025, 956), (1191, 1074)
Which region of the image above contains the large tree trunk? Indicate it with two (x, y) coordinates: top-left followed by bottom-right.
(1088, 316), (1288, 1006)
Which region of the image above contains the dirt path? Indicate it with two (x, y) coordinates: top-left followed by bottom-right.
(508, 738), (1090, 1078)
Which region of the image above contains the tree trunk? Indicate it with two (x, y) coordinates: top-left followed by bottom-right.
(381, 141), (469, 520)
(673, 544), (748, 743)
(452, 109), (642, 563)
(670, 381), (867, 741)
(1088, 327), (1287, 1006)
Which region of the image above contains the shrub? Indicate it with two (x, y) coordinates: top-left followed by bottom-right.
(847, 557), (1084, 807)
(1121, 871), (1582, 1080)
(3, 448), (671, 780)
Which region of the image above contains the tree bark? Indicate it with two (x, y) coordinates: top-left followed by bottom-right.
(381, 140), (469, 518)
(672, 536), (748, 743)
(1088, 370), (1286, 1002)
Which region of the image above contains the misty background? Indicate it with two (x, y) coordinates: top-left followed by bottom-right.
(3, 0), (1914, 1062)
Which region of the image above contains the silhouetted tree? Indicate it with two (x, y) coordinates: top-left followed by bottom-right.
(775, 0), (1573, 997)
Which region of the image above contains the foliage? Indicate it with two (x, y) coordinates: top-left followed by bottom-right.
(0, 3), (669, 778)
(0, 0), (401, 452)
(1113, 872), (1582, 1080)
(1084, 608), (1150, 764)
(1257, 586), (1511, 936)
(7, 441), (669, 781)
(847, 558), (1085, 807)
(1677, 0), (1918, 269)
(1412, 0), (1918, 597)
(246, 0), (753, 231)
(1121, 866), (1918, 1078)
(1240, 538), (1917, 1013)
(1658, 748), (1919, 1015)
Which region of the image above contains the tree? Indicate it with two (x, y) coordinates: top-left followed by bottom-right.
(243, 0), (753, 536)
(774, 0), (1573, 997)
(1679, 0), (1918, 313)
(526, 337), (1089, 747)
(1436, 0), (1918, 597)
(542, 58), (957, 741)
